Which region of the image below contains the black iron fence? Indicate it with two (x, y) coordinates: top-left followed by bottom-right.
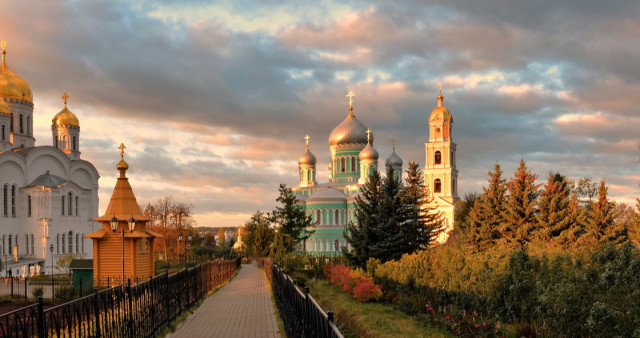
(264, 258), (343, 338)
(0, 258), (240, 337)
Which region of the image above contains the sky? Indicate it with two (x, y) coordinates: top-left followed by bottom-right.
(2, 0), (639, 227)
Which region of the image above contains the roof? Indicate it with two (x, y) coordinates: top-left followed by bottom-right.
(28, 171), (68, 187)
(69, 259), (93, 270)
(309, 188), (346, 200)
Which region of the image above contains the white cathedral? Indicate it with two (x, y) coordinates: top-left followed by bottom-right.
(0, 39), (99, 276)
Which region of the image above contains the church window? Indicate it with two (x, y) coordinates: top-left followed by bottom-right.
(56, 234), (60, 254)
(30, 234), (34, 254)
(453, 179), (456, 194)
(2, 235), (4, 255)
(76, 234), (79, 253)
(351, 157), (356, 172)
(10, 113), (13, 132)
(322, 210), (327, 225)
(27, 195), (31, 217)
(25, 234), (28, 255)
(3, 185), (7, 217)
(55, 137), (58, 148)
(316, 210), (321, 224)
(1, 125), (4, 140)
(75, 196), (79, 215)
(434, 179), (442, 193)
(68, 192), (72, 215)
(81, 234), (85, 253)
(334, 210), (339, 225)
(61, 196), (65, 215)
(72, 136), (77, 151)
(333, 158), (337, 174)
(307, 170), (311, 182)
(334, 239), (339, 251)
(11, 185), (15, 217)
(27, 117), (30, 134)
(19, 115), (23, 134)
(435, 151), (442, 165)
(68, 231), (73, 253)
(341, 157), (345, 172)
(62, 234), (65, 254)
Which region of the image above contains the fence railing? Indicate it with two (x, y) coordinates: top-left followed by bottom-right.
(263, 258), (343, 338)
(0, 258), (240, 337)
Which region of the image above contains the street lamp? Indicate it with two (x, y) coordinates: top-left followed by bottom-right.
(49, 244), (54, 298)
(178, 233), (183, 267)
(187, 233), (192, 265)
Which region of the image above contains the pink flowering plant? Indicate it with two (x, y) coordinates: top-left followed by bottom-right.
(422, 302), (504, 337)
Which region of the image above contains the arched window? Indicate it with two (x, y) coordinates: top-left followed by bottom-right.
(453, 179), (456, 194)
(333, 158), (337, 174)
(30, 234), (34, 254)
(62, 134), (69, 150)
(307, 170), (311, 182)
(72, 136), (77, 151)
(1, 124), (4, 140)
(68, 192), (72, 215)
(19, 114), (23, 134)
(316, 210), (321, 224)
(55, 137), (58, 148)
(75, 196), (79, 216)
(61, 196), (65, 215)
(351, 157), (356, 172)
(62, 234), (66, 254)
(341, 157), (345, 172)
(27, 116), (30, 134)
(3, 184), (8, 217)
(8, 235), (12, 251)
(434, 179), (442, 193)
(68, 231), (73, 253)
(435, 151), (442, 165)
(10, 113), (13, 132)
(334, 239), (339, 251)
(25, 234), (28, 255)
(76, 233), (79, 253)
(81, 234), (85, 253)
(11, 185), (15, 217)
(56, 234), (60, 254)
(334, 210), (339, 225)
(27, 195), (31, 217)
(2, 235), (5, 255)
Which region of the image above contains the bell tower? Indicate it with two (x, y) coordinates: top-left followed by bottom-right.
(424, 85), (459, 243)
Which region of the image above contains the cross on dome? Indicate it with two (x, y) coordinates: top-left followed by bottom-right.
(0, 38), (6, 52)
(439, 82), (442, 95)
(392, 138), (396, 150)
(346, 90), (355, 107)
(305, 134), (310, 147)
(62, 92), (69, 107)
(119, 143), (126, 158)
(366, 128), (372, 142)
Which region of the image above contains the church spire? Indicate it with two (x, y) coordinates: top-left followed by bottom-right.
(437, 83), (444, 107)
(346, 90), (355, 117)
(1, 38), (6, 64)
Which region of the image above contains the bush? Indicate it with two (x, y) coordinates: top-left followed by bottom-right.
(352, 275), (382, 302)
(324, 263), (383, 302)
(55, 286), (75, 300)
(32, 287), (44, 299)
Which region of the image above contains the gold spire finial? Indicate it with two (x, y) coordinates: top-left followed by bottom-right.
(346, 90), (355, 117)
(119, 143), (126, 158)
(62, 92), (69, 108)
(366, 128), (372, 143)
(116, 143), (129, 174)
(305, 134), (310, 147)
(439, 82), (442, 95)
(437, 83), (444, 107)
(1, 38), (6, 62)
(392, 138), (396, 150)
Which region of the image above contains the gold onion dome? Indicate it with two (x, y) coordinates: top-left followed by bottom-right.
(52, 93), (79, 127)
(329, 91), (372, 146)
(429, 85), (452, 122)
(0, 39), (33, 103)
(0, 98), (9, 115)
(359, 140), (378, 160)
(298, 136), (317, 165)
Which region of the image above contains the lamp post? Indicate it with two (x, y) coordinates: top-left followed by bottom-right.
(187, 233), (192, 265)
(178, 233), (183, 267)
(49, 244), (54, 298)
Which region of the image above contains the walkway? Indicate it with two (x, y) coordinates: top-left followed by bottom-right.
(167, 262), (281, 338)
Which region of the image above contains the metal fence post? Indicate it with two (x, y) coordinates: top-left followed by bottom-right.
(93, 288), (101, 338)
(37, 296), (45, 338)
(127, 279), (134, 338)
(24, 277), (27, 299)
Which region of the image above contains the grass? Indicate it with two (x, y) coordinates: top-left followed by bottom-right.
(308, 279), (451, 338)
(158, 265), (241, 337)
(263, 270), (287, 338)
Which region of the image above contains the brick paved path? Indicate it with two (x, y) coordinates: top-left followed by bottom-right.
(167, 262), (280, 338)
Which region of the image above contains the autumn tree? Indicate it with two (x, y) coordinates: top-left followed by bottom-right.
(583, 180), (628, 246)
(535, 173), (572, 239)
(217, 227), (227, 246)
(500, 159), (539, 247)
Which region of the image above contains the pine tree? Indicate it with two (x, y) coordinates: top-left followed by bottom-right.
(401, 161), (443, 251)
(465, 163), (507, 249)
(500, 159), (539, 247)
(375, 165), (410, 262)
(271, 184), (314, 253)
(270, 229), (287, 264)
(583, 180), (628, 246)
(251, 213), (275, 257)
(345, 170), (383, 268)
(561, 190), (586, 247)
(535, 172), (572, 240)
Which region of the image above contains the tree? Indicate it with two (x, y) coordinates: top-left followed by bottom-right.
(583, 180), (628, 246)
(454, 192), (480, 236)
(270, 230), (287, 264)
(465, 163), (507, 249)
(535, 172), (572, 240)
(271, 184), (314, 253)
(217, 227), (227, 246)
(345, 169), (383, 268)
(401, 161), (443, 251)
(576, 177), (598, 205)
(243, 212), (274, 257)
(500, 159), (539, 247)
(55, 254), (77, 274)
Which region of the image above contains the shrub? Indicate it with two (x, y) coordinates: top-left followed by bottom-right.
(352, 275), (382, 302)
(32, 287), (44, 299)
(55, 286), (75, 300)
(324, 263), (383, 302)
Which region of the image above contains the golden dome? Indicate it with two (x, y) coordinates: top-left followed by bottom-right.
(52, 107), (80, 127)
(0, 40), (33, 103)
(385, 148), (403, 168)
(0, 99), (9, 115)
(298, 147), (317, 165)
(429, 91), (452, 122)
(329, 110), (372, 146)
(359, 142), (378, 161)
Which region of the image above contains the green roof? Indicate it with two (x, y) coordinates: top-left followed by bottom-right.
(69, 259), (93, 270)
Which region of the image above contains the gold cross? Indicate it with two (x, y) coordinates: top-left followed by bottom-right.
(391, 138), (396, 150)
(118, 143), (126, 158)
(0, 39), (6, 52)
(62, 92), (69, 107)
(366, 128), (371, 142)
(439, 82), (443, 95)
(346, 90), (355, 107)
(304, 134), (310, 147)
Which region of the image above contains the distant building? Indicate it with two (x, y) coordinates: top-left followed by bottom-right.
(290, 89), (459, 255)
(0, 39), (99, 276)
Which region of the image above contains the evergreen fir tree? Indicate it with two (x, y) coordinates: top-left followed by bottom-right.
(561, 190), (586, 247)
(584, 180), (628, 246)
(344, 169), (382, 268)
(454, 192), (480, 236)
(270, 229), (287, 264)
(465, 163), (507, 249)
(535, 172), (572, 240)
(500, 159), (539, 247)
(402, 161), (443, 251)
(252, 213), (275, 257)
(271, 184), (314, 253)
(375, 165), (410, 262)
